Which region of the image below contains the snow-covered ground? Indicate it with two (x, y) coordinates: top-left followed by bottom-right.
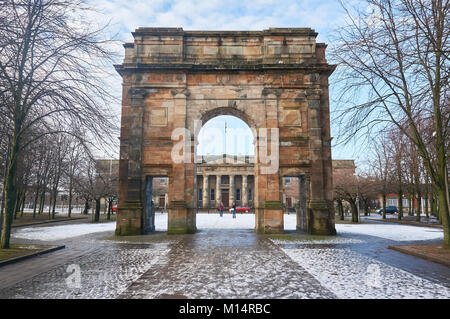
(9, 212), (449, 299)
(276, 215), (448, 299)
(12, 213), (444, 242)
(335, 223), (443, 241)
(276, 245), (450, 298)
(12, 222), (117, 241)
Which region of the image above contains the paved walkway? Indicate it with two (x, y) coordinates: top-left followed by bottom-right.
(0, 218), (449, 299)
(119, 229), (335, 299)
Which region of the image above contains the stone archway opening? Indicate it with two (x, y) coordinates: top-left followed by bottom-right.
(195, 114), (256, 230)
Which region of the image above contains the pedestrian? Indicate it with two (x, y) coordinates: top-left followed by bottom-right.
(220, 202), (223, 217)
(232, 202), (236, 219)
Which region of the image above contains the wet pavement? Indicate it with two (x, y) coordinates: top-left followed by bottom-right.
(0, 217), (449, 299)
(119, 229), (335, 299)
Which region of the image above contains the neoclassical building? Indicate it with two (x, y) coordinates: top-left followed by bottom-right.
(197, 155), (255, 209)
(152, 158), (354, 211)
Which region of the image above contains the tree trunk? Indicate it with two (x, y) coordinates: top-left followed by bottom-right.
(437, 188), (450, 248)
(1, 131), (21, 249)
(398, 192), (403, 220)
(382, 193), (386, 220)
(13, 191), (20, 220)
(68, 180), (73, 218)
(408, 194), (413, 216)
(338, 200), (344, 221)
(107, 198), (112, 221)
(38, 189), (45, 214)
(83, 199), (89, 215)
(32, 185), (40, 218)
(94, 198), (101, 223)
(20, 193), (26, 217)
(431, 194), (438, 218)
(350, 200), (358, 223)
(48, 190), (53, 218)
(416, 193), (422, 222)
(51, 188), (58, 219)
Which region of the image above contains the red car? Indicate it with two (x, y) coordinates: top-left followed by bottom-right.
(229, 206), (251, 213)
(112, 205), (117, 213)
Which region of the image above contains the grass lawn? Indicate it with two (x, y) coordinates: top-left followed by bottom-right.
(379, 216), (443, 228)
(11, 212), (88, 227)
(0, 244), (53, 263)
(389, 244), (450, 267)
(267, 232), (340, 242)
(334, 215), (370, 224)
(10, 212), (117, 227)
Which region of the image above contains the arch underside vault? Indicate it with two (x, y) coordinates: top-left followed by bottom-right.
(115, 27), (336, 236)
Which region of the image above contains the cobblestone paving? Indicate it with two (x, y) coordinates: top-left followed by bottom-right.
(119, 229), (336, 299)
(0, 235), (175, 299)
(1, 219), (449, 299)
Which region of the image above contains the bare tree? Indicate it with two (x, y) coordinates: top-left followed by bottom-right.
(334, 173), (360, 223)
(73, 154), (107, 223)
(387, 128), (407, 220)
(63, 138), (84, 218)
(331, 0), (449, 246)
(0, 0), (118, 248)
(370, 138), (391, 219)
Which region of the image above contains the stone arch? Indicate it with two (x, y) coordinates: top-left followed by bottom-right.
(199, 106), (257, 130)
(115, 27), (337, 236)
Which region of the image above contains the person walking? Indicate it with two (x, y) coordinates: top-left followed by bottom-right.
(219, 202), (224, 217)
(232, 202), (236, 219)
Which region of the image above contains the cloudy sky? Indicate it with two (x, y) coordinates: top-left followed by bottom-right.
(93, 0), (367, 164)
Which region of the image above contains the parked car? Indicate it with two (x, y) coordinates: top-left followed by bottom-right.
(376, 206), (398, 214)
(112, 205), (117, 213)
(229, 206), (251, 213)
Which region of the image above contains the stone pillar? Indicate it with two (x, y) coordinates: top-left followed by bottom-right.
(242, 175), (248, 206)
(115, 88), (151, 236)
(168, 89), (196, 234)
(229, 174), (235, 207)
(297, 175), (307, 232)
(202, 175), (209, 208)
(255, 89), (283, 234)
(216, 175), (222, 207)
(307, 92), (335, 235)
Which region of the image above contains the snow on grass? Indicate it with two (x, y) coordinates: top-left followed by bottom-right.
(12, 222), (116, 241)
(196, 213), (255, 229)
(275, 244), (450, 299)
(336, 223), (443, 242)
(13, 213), (443, 242)
(156, 212), (256, 230)
(284, 214), (443, 242)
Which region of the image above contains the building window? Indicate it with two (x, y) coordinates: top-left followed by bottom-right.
(402, 198), (409, 207)
(198, 189), (202, 201)
(210, 189), (215, 201)
(387, 198), (398, 206)
(236, 188), (241, 201)
(248, 189), (252, 201)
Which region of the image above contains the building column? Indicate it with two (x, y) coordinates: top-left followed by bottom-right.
(229, 174), (235, 207)
(202, 175), (209, 208)
(216, 175), (221, 207)
(242, 175), (248, 206)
